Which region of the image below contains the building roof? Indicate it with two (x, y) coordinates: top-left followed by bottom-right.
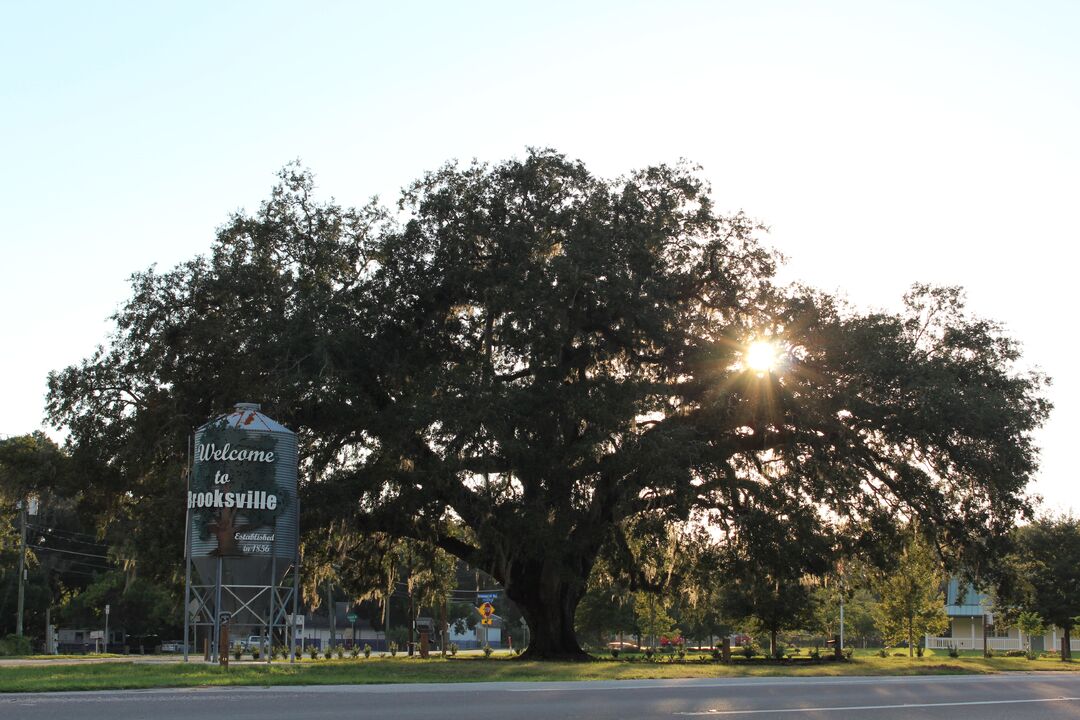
(945, 577), (990, 617)
(199, 403), (294, 434)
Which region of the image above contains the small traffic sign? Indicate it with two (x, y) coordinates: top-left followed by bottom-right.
(477, 591), (499, 603)
(347, 612), (358, 623)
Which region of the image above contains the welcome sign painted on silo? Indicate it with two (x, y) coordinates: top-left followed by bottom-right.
(188, 404), (298, 559)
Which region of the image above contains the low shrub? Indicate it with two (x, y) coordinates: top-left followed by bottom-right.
(1004, 649), (1026, 657)
(233, 646), (243, 661)
(947, 646), (959, 658)
(482, 644), (494, 658)
(877, 649), (888, 658)
(711, 647), (722, 661)
(251, 646), (261, 660)
(842, 647), (854, 661)
(449, 642), (458, 657)
(0, 634), (32, 656)
(350, 645), (359, 659)
(308, 645), (318, 660)
(740, 644), (755, 660)
(389, 641), (398, 657)
(610, 648), (620, 659)
(336, 644), (344, 660)
(363, 643), (372, 658)
(644, 647), (655, 661)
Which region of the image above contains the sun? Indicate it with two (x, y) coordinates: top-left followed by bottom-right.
(744, 340), (778, 373)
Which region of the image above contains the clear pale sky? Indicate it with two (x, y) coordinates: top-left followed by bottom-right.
(2, 1), (1077, 511)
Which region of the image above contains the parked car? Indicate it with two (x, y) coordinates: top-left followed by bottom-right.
(244, 635), (268, 652)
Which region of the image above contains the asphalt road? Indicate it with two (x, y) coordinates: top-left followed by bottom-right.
(5, 674), (1080, 720)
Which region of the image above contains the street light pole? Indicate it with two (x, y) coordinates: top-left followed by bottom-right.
(104, 604), (110, 654)
(15, 502), (26, 637)
(839, 587), (845, 651)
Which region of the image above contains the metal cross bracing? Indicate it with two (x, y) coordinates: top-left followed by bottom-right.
(185, 566), (299, 662)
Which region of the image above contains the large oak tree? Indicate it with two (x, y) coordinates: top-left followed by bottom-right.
(47, 150), (1049, 658)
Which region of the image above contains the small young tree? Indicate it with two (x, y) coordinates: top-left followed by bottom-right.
(873, 534), (948, 657)
(1015, 611), (1045, 654)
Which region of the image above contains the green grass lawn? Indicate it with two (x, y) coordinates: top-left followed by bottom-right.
(3, 649), (1079, 693)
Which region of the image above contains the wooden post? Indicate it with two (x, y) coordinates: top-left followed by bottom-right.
(220, 619), (230, 669)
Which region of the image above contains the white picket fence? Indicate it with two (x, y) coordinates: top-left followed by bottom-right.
(925, 636), (1021, 651)
(925, 635), (1080, 651)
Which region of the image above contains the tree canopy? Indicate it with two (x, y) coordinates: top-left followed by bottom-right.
(996, 515), (1080, 660)
(46, 150), (1050, 658)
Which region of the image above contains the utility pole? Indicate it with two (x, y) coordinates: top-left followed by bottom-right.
(408, 586), (414, 656)
(441, 596), (448, 656)
(383, 578), (392, 650)
(45, 605), (56, 654)
(839, 575), (845, 651)
(326, 580), (335, 649)
(15, 501), (27, 637)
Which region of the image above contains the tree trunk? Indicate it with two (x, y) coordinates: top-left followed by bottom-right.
(513, 588), (588, 660)
(982, 614), (989, 658)
(505, 559), (591, 661)
(1063, 626), (1072, 661)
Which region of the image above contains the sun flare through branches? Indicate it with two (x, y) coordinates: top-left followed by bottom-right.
(743, 340), (779, 374)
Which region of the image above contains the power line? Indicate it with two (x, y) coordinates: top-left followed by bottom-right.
(62, 558), (114, 571)
(28, 524), (109, 545)
(31, 535), (111, 551)
(28, 545), (110, 560)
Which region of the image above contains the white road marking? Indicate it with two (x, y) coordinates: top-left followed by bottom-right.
(675, 695), (1080, 715)
(506, 673), (1080, 692)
